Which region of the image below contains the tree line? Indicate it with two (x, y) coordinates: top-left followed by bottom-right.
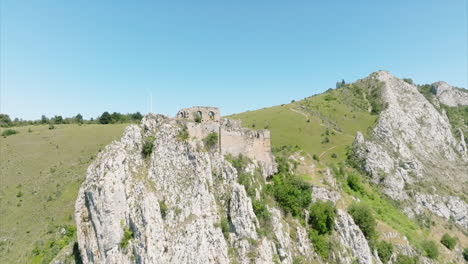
(0, 112), (143, 127)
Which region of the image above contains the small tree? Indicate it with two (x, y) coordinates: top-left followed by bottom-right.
(348, 203), (377, 241)
(440, 233), (457, 250)
(376, 241), (393, 263)
(142, 136), (155, 157)
(99, 112), (112, 124)
(53, 115), (63, 124)
(463, 248), (468, 261)
(0, 114), (12, 127)
(309, 200), (337, 235)
(75, 114), (83, 124)
(41, 115), (48, 124)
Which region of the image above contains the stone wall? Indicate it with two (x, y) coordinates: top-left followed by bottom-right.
(185, 118), (276, 177)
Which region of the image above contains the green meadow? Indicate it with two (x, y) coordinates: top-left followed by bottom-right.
(0, 124), (127, 263)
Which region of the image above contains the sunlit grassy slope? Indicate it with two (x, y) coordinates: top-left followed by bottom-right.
(0, 124), (127, 264)
(230, 86), (378, 164)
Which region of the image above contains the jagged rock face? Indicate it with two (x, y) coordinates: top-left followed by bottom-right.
(75, 115), (315, 264)
(432, 81), (468, 107)
(413, 194), (468, 229)
(333, 210), (377, 264)
(352, 71), (468, 227)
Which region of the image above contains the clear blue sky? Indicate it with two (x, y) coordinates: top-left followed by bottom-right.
(1, 0), (467, 120)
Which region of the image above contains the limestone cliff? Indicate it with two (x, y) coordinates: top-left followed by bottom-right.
(352, 71), (468, 228)
(75, 115), (315, 264)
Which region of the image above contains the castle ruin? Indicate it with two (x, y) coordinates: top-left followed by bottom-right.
(177, 106), (220, 123)
(176, 106), (276, 177)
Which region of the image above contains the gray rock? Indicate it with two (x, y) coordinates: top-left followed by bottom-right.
(75, 115), (315, 264)
(432, 81), (468, 107)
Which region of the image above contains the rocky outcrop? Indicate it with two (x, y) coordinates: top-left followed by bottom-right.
(432, 81), (468, 107)
(352, 71), (468, 227)
(333, 210), (378, 264)
(75, 114), (315, 264)
(413, 194), (468, 229)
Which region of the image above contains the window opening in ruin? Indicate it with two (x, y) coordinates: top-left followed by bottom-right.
(208, 111), (215, 120)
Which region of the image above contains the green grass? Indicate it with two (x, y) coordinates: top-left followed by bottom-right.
(229, 86), (377, 164)
(0, 124), (127, 263)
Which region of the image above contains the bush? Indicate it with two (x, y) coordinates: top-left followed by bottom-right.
(203, 132), (218, 149)
(331, 153), (337, 159)
(142, 136), (155, 157)
(463, 248), (468, 261)
(159, 200), (167, 219)
(177, 127), (189, 141)
(440, 233), (457, 250)
(48, 123), (55, 130)
(312, 154), (320, 161)
(308, 229), (330, 259)
(376, 241), (393, 263)
(421, 240), (439, 259)
(395, 254), (418, 264)
(347, 173), (365, 194)
(119, 226), (134, 249)
(267, 173), (311, 217)
(403, 78), (413, 85)
(252, 199), (271, 222)
(348, 203), (377, 241)
(309, 200), (337, 235)
(220, 217), (229, 239)
(2, 129), (18, 137)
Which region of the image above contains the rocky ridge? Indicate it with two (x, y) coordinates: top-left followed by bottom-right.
(75, 115), (319, 264)
(352, 71), (468, 228)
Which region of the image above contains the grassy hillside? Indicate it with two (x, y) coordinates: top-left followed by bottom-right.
(230, 84), (378, 165)
(230, 82), (468, 262)
(0, 124), (127, 263)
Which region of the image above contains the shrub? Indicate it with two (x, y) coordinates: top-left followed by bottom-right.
(421, 240), (439, 259)
(2, 129), (18, 137)
(308, 229), (330, 259)
(312, 154), (320, 161)
(376, 241), (393, 263)
(142, 136), (155, 157)
(440, 233), (457, 250)
(28, 128), (32, 133)
(267, 174), (311, 217)
(347, 173), (365, 194)
(348, 203), (377, 241)
(395, 254), (418, 264)
(252, 199), (271, 222)
(321, 137), (330, 144)
(159, 200), (167, 219)
(220, 217), (229, 239)
(225, 154), (247, 173)
(119, 226), (134, 249)
(403, 78), (414, 85)
(203, 132), (218, 149)
(49, 123), (55, 130)
(463, 248), (468, 261)
(309, 200), (337, 235)
(177, 127), (189, 141)
(331, 153), (337, 159)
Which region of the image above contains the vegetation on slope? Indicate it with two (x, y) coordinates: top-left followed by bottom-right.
(0, 124), (127, 263)
(229, 82), (378, 165)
